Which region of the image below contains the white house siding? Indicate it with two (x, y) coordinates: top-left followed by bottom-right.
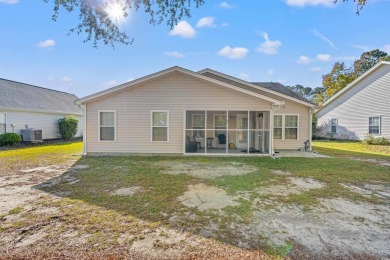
(201, 72), (312, 150)
(0, 110), (83, 139)
(85, 71), (276, 154)
(317, 64), (390, 140)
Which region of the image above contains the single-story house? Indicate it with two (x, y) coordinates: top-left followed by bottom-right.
(317, 61), (390, 140)
(0, 78), (83, 140)
(76, 66), (316, 156)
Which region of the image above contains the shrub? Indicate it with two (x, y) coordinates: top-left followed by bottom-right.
(58, 116), (79, 140)
(363, 135), (389, 145)
(0, 133), (22, 146)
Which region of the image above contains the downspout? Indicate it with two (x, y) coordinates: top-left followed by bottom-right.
(271, 102), (284, 157)
(309, 107), (313, 152)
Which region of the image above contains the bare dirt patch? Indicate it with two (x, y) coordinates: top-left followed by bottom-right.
(257, 177), (325, 196)
(270, 170), (292, 176)
(248, 198), (390, 258)
(178, 184), (239, 210)
(110, 186), (140, 197)
(158, 161), (257, 179)
(347, 156), (390, 167)
(341, 183), (390, 199)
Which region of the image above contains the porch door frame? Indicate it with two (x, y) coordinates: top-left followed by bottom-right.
(236, 113), (248, 149)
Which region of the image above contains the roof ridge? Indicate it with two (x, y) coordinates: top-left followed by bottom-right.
(0, 78), (77, 97)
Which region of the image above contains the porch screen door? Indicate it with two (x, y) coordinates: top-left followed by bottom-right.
(236, 114), (248, 149)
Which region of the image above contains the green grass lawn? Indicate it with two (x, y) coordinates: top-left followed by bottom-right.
(2, 140), (390, 257)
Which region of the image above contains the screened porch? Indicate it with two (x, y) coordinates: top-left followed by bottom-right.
(185, 110), (271, 155)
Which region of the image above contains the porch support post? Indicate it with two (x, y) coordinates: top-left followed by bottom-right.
(82, 104), (87, 155)
(309, 108), (313, 152)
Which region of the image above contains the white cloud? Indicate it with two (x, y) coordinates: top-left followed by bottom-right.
(169, 21), (196, 39)
(105, 80), (118, 87)
(164, 51), (185, 58)
(218, 46), (249, 59)
(0, 0), (18, 4)
(221, 22), (229, 27)
(297, 55), (311, 64)
(352, 44), (370, 52)
(219, 2), (234, 9)
(37, 39), (56, 48)
(268, 69), (274, 75)
(383, 44), (390, 53)
(196, 17), (216, 28)
(256, 33), (282, 55)
(286, 0), (333, 7)
(316, 53), (331, 62)
(61, 76), (72, 83)
(310, 67), (322, 72)
(239, 73), (249, 79)
(312, 30), (338, 50)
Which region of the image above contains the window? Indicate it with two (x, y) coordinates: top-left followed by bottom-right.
(285, 115), (298, 139)
(273, 115), (299, 140)
(273, 115), (282, 139)
(214, 114), (227, 137)
(99, 111), (116, 141)
(0, 113), (5, 134)
(331, 118), (337, 134)
(152, 111), (169, 142)
(192, 114), (205, 138)
(369, 116), (380, 135)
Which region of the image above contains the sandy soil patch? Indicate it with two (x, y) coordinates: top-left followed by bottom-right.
(270, 170), (292, 176)
(249, 198), (390, 258)
(178, 184), (239, 211)
(158, 162), (257, 179)
(110, 187), (140, 196)
(257, 177), (325, 196)
(341, 183), (390, 199)
(347, 157), (390, 167)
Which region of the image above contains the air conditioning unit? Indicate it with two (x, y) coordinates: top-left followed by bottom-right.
(22, 128), (43, 142)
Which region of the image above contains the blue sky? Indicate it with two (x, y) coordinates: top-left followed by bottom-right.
(0, 0), (389, 98)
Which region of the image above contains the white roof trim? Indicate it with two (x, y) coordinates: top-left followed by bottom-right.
(319, 61), (390, 110)
(198, 68), (315, 107)
(76, 66), (283, 105)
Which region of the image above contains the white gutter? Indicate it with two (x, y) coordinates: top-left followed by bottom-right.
(81, 104), (87, 155)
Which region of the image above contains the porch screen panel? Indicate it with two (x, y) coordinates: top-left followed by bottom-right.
(273, 115), (282, 139)
(192, 114), (205, 138)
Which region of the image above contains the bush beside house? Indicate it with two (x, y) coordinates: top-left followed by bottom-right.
(0, 133), (22, 146)
(58, 117), (79, 140)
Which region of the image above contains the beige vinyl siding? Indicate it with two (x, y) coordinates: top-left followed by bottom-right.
(273, 103), (311, 150)
(0, 110), (83, 139)
(317, 64), (390, 140)
(85, 71), (275, 154)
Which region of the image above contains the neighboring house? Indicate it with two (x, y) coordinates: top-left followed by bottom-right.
(317, 61), (390, 140)
(0, 78), (83, 139)
(76, 66), (315, 156)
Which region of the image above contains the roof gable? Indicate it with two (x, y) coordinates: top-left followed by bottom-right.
(318, 61), (390, 111)
(198, 69), (315, 107)
(77, 66), (283, 105)
(0, 78), (82, 115)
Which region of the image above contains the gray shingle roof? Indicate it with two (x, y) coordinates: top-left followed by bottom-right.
(0, 78), (82, 114)
(251, 82), (314, 104)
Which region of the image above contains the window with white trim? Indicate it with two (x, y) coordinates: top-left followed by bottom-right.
(285, 115), (298, 139)
(273, 115), (299, 140)
(214, 114), (227, 137)
(99, 111), (116, 141)
(369, 116), (380, 135)
(192, 114), (205, 138)
(273, 115), (282, 139)
(152, 111), (169, 142)
(331, 118), (337, 134)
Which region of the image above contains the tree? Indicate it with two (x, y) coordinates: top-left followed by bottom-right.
(335, 0), (367, 14)
(322, 49), (390, 99)
(44, 0), (205, 48)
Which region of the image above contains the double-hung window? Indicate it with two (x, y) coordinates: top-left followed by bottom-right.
(192, 114), (205, 138)
(273, 115), (282, 139)
(273, 115), (298, 140)
(99, 111), (116, 141)
(369, 116), (380, 135)
(214, 115), (227, 137)
(331, 118), (337, 134)
(152, 111), (169, 142)
(285, 115), (298, 139)
(0, 113), (5, 134)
